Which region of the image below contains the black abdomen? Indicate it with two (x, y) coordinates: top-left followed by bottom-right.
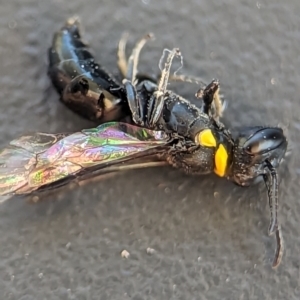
(48, 17), (129, 122)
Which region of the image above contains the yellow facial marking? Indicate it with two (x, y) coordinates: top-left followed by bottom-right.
(197, 129), (216, 147)
(214, 144), (228, 177)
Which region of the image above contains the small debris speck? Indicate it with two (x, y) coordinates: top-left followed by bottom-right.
(146, 247), (155, 255)
(32, 196), (39, 203)
(121, 250), (130, 258)
(214, 192), (220, 198)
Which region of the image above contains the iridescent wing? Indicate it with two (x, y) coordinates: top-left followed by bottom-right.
(0, 122), (169, 197)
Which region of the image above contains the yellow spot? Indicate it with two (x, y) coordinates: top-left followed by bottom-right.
(214, 144), (228, 177)
(197, 129), (216, 147)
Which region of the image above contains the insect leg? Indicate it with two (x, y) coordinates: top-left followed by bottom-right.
(118, 33), (159, 84)
(123, 79), (145, 125)
(169, 74), (226, 119)
(195, 79), (223, 119)
(126, 33), (154, 83)
(117, 32), (130, 78)
(148, 48), (182, 127)
(169, 74), (207, 87)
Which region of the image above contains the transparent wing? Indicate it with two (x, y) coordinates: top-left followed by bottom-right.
(0, 122), (169, 197)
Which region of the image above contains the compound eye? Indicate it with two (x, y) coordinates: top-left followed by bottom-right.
(244, 128), (284, 155)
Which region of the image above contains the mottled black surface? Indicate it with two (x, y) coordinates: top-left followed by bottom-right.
(0, 1), (299, 299)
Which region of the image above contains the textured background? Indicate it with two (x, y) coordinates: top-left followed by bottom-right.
(0, 0), (299, 299)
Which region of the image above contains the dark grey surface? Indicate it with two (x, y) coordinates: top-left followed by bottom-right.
(0, 0), (299, 299)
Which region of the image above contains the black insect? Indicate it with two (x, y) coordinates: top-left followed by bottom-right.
(0, 17), (287, 268)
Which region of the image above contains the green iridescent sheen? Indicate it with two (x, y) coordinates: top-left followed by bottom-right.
(0, 122), (169, 197)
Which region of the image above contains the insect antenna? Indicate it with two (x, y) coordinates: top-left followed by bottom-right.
(264, 160), (279, 235)
(264, 160), (284, 268)
(273, 225), (284, 268)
